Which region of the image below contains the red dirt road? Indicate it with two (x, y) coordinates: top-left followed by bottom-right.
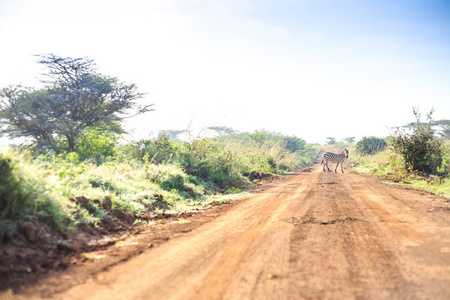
(5, 165), (450, 299)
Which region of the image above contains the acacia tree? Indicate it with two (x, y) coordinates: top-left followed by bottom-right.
(326, 137), (336, 145)
(208, 126), (237, 136)
(343, 137), (356, 143)
(0, 54), (153, 152)
(433, 120), (450, 139)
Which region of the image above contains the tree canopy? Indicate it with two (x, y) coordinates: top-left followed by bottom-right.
(208, 126), (237, 136)
(326, 137), (336, 145)
(342, 137), (356, 143)
(0, 54), (153, 152)
(433, 120), (450, 139)
(356, 136), (387, 155)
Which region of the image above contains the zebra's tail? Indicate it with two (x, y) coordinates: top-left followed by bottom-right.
(321, 158), (324, 165)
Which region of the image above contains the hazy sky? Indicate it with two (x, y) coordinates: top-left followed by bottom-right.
(0, 0), (449, 143)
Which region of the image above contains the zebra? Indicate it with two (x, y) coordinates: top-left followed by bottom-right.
(321, 149), (349, 173)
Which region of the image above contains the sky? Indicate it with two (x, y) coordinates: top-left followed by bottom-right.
(0, 0), (449, 144)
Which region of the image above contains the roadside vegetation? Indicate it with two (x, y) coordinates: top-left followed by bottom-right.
(0, 54), (318, 246)
(350, 109), (450, 200)
(0, 131), (318, 243)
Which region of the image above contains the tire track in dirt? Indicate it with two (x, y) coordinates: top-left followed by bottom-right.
(284, 172), (409, 299)
(191, 195), (285, 299)
(217, 173), (316, 300)
(356, 179), (449, 262)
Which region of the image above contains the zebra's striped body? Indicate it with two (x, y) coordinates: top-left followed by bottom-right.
(321, 149), (349, 173)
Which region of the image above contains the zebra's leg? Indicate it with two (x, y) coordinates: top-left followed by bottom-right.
(341, 162), (344, 173)
(335, 162), (339, 173)
(326, 161), (331, 172)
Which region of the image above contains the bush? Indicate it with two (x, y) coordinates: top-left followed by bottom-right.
(356, 136), (387, 155)
(179, 139), (249, 188)
(75, 126), (119, 164)
(121, 130), (318, 190)
(0, 152), (68, 230)
(438, 142), (450, 176)
(390, 109), (443, 175)
(0, 155), (31, 221)
(160, 174), (186, 191)
(137, 133), (180, 164)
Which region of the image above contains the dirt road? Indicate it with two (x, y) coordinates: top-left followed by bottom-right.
(7, 164), (450, 299)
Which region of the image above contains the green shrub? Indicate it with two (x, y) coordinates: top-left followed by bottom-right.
(88, 177), (118, 191)
(75, 126), (119, 164)
(0, 155), (32, 221)
(390, 109), (443, 175)
(437, 141), (450, 176)
(131, 130), (318, 189)
(137, 133), (180, 164)
(356, 136), (387, 155)
(0, 152), (68, 230)
(160, 174), (185, 190)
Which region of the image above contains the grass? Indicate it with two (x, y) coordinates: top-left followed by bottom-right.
(0, 150), (69, 231)
(0, 150), (222, 239)
(0, 130), (319, 241)
(350, 144), (450, 200)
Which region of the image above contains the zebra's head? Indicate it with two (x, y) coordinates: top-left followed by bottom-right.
(343, 149), (349, 158)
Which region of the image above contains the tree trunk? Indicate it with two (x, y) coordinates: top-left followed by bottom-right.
(67, 135), (75, 152)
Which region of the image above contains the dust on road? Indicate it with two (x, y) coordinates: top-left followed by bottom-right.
(5, 165), (450, 299)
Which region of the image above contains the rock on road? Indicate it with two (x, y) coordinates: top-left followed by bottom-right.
(11, 165), (450, 299)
